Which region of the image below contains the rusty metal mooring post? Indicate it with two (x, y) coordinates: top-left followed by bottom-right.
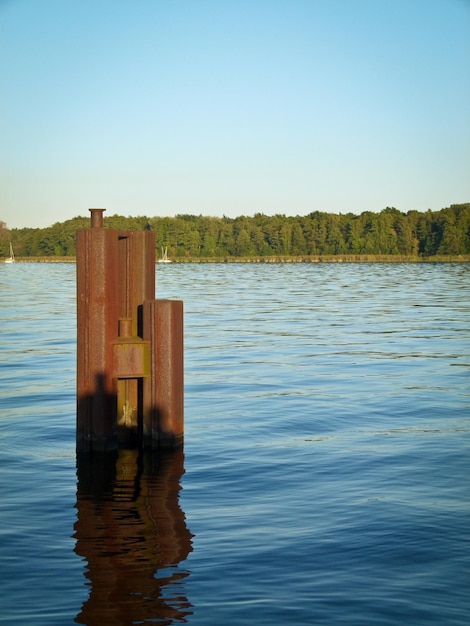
(77, 208), (184, 452)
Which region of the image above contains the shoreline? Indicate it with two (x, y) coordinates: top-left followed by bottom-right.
(4, 254), (470, 264)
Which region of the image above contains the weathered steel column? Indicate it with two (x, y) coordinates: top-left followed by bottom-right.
(77, 208), (184, 452)
(142, 299), (184, 448)
(77, 209), (119, 451)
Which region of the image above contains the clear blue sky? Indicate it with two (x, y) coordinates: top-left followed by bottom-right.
(1, 0), (469, 229)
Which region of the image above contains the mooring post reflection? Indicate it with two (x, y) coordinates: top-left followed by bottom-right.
(74, 449), (193, 625)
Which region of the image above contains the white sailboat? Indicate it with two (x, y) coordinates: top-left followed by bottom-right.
(158, 246), (171, 263)
(4, 242), (15, 263)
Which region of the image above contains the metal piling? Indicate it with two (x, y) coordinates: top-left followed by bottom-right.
(76, 208), (183, 452)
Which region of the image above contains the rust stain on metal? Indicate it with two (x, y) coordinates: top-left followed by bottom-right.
(112, 341), (150, 378)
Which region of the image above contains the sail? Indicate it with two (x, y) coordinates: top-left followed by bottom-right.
(5, 242), (15, 263)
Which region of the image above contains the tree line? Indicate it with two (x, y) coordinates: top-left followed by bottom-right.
(1, 203), (469, 259)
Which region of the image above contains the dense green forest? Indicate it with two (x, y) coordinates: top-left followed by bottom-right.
(1, 203), (470, 260)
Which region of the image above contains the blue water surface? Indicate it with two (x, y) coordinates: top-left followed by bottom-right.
(0, 262), (469, 625)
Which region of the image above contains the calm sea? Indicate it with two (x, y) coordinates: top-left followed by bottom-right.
(0, 262), (469, 625)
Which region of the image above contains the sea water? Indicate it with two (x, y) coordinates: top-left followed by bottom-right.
(0, 262), (469, 625)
